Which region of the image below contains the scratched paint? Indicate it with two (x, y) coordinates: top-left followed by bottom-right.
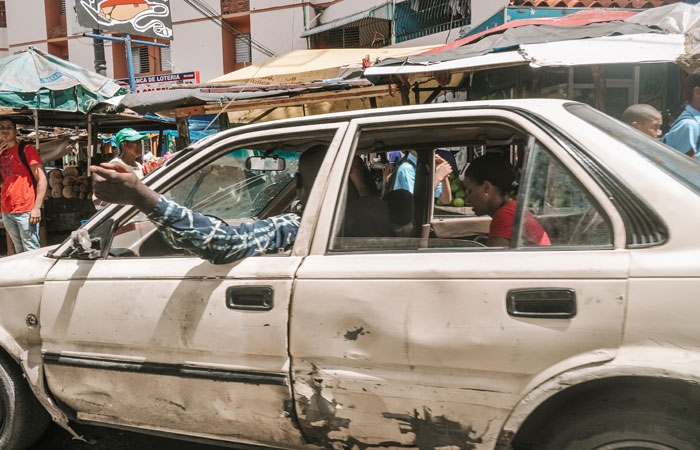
(344, 327), (369, 341)
(383, 407), (483, 450)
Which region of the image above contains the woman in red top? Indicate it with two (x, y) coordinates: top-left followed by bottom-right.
(464, 154), (550, 247)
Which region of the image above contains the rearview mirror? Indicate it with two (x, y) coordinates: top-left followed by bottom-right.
(245, 156), (285, 171)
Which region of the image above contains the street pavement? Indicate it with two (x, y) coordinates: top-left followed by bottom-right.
(30, 422), (232, 450)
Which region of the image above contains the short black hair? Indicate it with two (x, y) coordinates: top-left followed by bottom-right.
(465, 153), (517, 195)
(686, 69), (700, 103)
(621, 104), (660, 125)
(0, 116), (18, 128)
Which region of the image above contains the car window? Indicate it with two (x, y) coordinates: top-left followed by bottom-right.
(164, 149), (298, 219)
(328, 121), (612, 253)
(517, 142), (613, 248)
(109, 148), (299, 258)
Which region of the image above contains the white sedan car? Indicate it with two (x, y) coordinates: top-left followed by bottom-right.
(1, 99), (699, 450)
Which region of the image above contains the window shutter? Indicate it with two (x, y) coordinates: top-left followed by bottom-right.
(131, 47), (150, 73)
(235, 33), (252, 63)
(160, 46), (172, 71)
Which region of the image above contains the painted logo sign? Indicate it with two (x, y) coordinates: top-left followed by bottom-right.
(77, 0), (173, 40)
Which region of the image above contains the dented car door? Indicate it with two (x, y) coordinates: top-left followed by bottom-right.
(289, 111), (629, 448)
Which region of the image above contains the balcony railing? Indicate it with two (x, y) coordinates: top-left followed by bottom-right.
(221, 0), (249, 15)
(394, 0), (470, 43)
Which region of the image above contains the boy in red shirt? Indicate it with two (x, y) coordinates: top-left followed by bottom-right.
(0, 117), (47, 253)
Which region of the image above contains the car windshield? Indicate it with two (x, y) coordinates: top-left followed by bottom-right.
(164, 149), (298, 220)
(565, 103), (700, 196)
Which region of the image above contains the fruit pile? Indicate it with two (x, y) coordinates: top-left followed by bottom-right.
(436, 173), (466, 207)
(48, 166), (90, 199)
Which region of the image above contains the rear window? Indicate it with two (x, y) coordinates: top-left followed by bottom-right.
(565, 103), (700, 196)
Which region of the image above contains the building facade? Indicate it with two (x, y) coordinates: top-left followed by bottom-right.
(0, 1), (514, 86)
(0, 0), (677, 88)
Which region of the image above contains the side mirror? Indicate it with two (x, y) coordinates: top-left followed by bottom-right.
(245, 156), (285, 171)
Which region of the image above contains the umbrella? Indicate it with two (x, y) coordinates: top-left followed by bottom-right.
(0, 47), (126, 113)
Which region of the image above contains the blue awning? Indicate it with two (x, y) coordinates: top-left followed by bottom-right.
(300, 3), (393, 38)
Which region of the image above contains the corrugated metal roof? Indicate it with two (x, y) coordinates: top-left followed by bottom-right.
(509, 0), (682, 7)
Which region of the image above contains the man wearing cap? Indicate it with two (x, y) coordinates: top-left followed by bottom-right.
(94, 128), (148, 210)
(113, 128), (148, 178)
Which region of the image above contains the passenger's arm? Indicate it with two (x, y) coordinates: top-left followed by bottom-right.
(486, 235), (510, 247)
(147, 197), (300, 264)
(434, 159), (452, 205)
(90, 162), (300, 264)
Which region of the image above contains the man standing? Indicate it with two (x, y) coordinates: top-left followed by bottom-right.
(94, 128), (148, 210)
(113, 128), (148, 178)
(663, 70), (700, 161)
(0, 117), (47, 253)
(622, 104), (663, 139)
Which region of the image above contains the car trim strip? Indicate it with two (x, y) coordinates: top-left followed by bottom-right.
(43, 353), (288, 386)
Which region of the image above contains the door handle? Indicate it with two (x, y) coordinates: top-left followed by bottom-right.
(226, 286), (274, 311)
(506, 288), (576, 319)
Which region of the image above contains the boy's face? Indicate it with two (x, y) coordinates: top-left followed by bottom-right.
(633, 114), (662, 139)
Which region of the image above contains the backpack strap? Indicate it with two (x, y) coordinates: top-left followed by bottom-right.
(17, 141), (38, 189)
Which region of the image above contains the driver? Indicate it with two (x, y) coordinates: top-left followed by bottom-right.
(90, 145), (327, 264)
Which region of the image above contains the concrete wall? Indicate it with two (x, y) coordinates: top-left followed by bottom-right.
(7, 0), (47, 48)
(172, 0), (220, 22)
(471, 0), (510, 29)
(171, 20), (224, 82)
(0, 29), (8, 58)
(249, 2), (310, 64)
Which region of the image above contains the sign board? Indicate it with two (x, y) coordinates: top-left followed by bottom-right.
(76, 0), (173, 40)
(116, 71), (200, 93)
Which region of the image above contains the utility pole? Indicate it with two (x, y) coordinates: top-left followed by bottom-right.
(92, 29), (106, 76)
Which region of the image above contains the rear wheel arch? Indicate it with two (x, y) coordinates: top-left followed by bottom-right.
(509, 376), (700, 449)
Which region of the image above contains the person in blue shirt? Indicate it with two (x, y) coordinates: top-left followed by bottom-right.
(663, 70), (700, 162)
(392, 150), (453, 205)
(90, 145), (327, 265)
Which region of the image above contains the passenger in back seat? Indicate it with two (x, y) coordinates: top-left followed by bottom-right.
(464, 154), (550, 247)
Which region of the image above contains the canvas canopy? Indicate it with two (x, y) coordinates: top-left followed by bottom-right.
(207, 47), (437, 86)
(0, 47), (126, 113)
(365, 4), (700, 76)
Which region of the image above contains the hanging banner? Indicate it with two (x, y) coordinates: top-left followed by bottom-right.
(116, 71), (200, 93)
(76, 0), (174, 40)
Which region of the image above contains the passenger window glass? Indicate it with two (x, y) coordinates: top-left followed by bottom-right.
(329, 121), (526, 252)
(517, 142), (613, 247)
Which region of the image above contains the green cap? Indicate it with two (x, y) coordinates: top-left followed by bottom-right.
(115, 128), (147, 148)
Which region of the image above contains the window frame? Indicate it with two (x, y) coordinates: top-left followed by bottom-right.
(52, 123), (349, 259)
(512, 138), (615, 251)
(314, 109), (625, 256)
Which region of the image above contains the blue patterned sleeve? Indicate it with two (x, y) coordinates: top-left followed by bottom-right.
(146, 196), (301, 265)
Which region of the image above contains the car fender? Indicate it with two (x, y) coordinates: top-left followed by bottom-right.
(496, 348), (700, 448)
(0, 249), (88, 442)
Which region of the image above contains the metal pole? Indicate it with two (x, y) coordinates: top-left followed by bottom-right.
(92, 29), (106, 75)
(87, 114), (92, 174)
(124, 34), (136, 93)
(33, 109), (39, 150)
